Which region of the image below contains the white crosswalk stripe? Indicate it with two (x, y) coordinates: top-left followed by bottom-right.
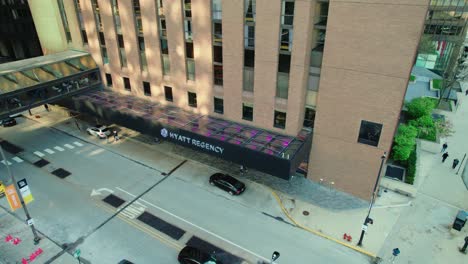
(44, 148), (55, 154)
(12, 157), (23, 163)
(34, 151), (45, 157)
(119, 204), (146, 219)
(73, 141), (84, 147)
(64, 144), (75, 149)
(1, 160), (12, 165)
(54, 146), (65, 151)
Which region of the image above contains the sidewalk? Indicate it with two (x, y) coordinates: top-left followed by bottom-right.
(0, 206), (77, 264)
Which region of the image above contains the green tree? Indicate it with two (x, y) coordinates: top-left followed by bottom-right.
(409, 115), (436, 141)
(393, 124), (418, 161)
(418, 35), (437, 54)
(435, 119), (455, 138)
(406, 97), (437, 119)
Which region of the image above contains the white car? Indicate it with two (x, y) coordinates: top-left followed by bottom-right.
(86, 125), (111, 139)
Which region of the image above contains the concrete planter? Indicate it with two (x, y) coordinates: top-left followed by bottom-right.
(380, 177), (417, 197)
(418, 138), (440, 153)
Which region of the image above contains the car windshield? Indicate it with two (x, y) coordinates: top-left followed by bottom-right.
(101, 128), (109, 132)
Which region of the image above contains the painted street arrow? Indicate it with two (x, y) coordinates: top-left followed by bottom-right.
(90, 188), (114, 197)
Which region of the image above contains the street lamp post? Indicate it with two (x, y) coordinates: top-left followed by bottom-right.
(270, 251), (280, 264)
(357, 152), (387, 247)
(0, 145), (41, 244)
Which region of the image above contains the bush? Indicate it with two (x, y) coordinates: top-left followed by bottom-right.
(404, 146), (417, 185)
(406, 97), (437, 119)
(432, 79), (442, 89)
(409, 115), (437, 141)
(410, 75), (416, 82)
(392, 124), (418, 161)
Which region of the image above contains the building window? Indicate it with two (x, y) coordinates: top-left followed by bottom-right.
(244, 25), (255, 48)
(214, 97), (223, 114)
(143, 81), (151, 96)
(213, 22), (222, 44)
(243, 68), (254, 92)
(281, 0), (295, 26)
(184, 0), (192, 18)
(242, 103), (253, 121)
(101, 47), (109, 64)
(111, 0), (121, 33)
(162, 55), (171, 75)
(358, 120), (383, 147)
(274, 111), (286, 129)
(188, 92), (197, 107)
(187, 59), (195, 80)
(245, 0), (255, 22)
(160, 19), (167, 37)
(214, 65), (223, 85)
(161, 39), (169, 54)
(184, 20), (193, 41)
(213, 46), (223, 63)
(280, 28), (293, 52)
(276, 73), (289, 99)
(99, 32), (106, 46)
(186, 42), (194, 59)
(139, 36), (147, 70)
(81, 29), (88, 44)
(123, 77), (131, 91)
(212, 0), (221, 20)
(164, 86), (173, 101)
(133, 0), (143, 34)
(278, 53), (291, 73)
(244, 49), (255, 67)
(58, 0), (71, 43)
(118, 34), (127, 67)
(303, 107), (315, 128)
(91, 0), (103, 31)
(105, 74), (112, 87)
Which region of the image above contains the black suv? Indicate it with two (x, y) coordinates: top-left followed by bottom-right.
(178, 246), (221, 264)
(209, 173), (246, 196)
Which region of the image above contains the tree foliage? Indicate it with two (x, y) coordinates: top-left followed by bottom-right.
(406, 97), (437, 119)
(435, 119), (455, 138)
(393, 124), (418, 161)
(409, 115), (437, 141)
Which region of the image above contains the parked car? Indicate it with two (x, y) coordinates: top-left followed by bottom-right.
(0, 117), (17, 127)
(178, 246), (220, 264)
(86, 125), (111, 139)
(209, 173), (246, 196)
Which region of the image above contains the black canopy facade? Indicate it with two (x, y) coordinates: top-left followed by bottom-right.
(60, 90), (312, 180)
(0, 50), (101, 119)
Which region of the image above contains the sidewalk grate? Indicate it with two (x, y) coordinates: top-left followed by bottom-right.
(33, 159), (50, 168)
(102, 194), (125, 208)
(0, 140), (24, 154)
(51, 168), (71, 179)
(186, 236), (244, 264)
(137, 211), (185, 240)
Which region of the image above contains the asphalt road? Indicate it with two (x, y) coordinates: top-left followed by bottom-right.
(0, 116), (372, 264)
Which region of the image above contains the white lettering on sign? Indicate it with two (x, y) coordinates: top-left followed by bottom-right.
(165, 130), (224, 154)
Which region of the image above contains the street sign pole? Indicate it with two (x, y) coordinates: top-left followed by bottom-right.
(0, 145), (41, 244)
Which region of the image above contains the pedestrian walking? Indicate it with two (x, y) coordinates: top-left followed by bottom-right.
(442, 152), (449, 163)
(452, 158), (460, 169)
(465, 89), (468, 96)
(441, 142), (448, 153)
(44, 104), (49, 112)
(240, 165), (248, 174)
(113, 130), (119, 142)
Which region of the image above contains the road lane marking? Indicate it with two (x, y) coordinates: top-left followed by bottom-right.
(119, 203), (146, 219)
(33, 151), (45, 157)
(115, 187), (269, 262)
(73, 141), (84, 147)
(1, 160), (12, 165)
(54, 146), (65, 151)
(44, 148), (55, 154)
(64, 144), (75, 149)
(12, 157), (23, 163)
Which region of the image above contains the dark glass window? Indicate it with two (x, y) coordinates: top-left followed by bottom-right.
(139, 36), (145, 51)
(186, 42), (194, 58)
(188, 92), (197, 107)
(99, 32), (105, 46)
(213, 22), (222, 43)
(282, 1), (295, 26)
(358, 120), (383, 147)
(213, 45), (223, 63)
(278, 53), (291, 73)
(143, 81), (151, 96)
(118, 34), (124, 48)
(274, 111), (286, 129)
(161, 39), (169, 54)
(214, 97), (223, 114)
(81, 29), (88, 44)
(164, 86), (173, 101)
(303, 107), (315, 128)
(244, 49), (255, 67)
(214, 65), (223, 85)
(123, 77), (131, 90)
(184, 0), (191, 17)
(242, 104), (253, 121)
(105, 74), (112, 87)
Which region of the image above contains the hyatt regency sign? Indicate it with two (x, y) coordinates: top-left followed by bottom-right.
(160, 128), (224, 154)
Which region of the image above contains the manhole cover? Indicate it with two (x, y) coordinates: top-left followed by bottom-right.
(51, 168), (71, 178)
(102, 194), (125, 208)
(33, 159), (49, 168)
(303, 211), (309, 216)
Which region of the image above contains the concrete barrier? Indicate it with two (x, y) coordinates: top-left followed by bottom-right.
(418, 138), (440, 153)
(380, 177), (417, 197)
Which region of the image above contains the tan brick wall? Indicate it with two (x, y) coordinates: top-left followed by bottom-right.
(309, 0), (430, 200)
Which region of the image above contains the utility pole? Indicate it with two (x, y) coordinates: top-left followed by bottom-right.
(357, 152), (386, 247)
(0, 145), (41, 244)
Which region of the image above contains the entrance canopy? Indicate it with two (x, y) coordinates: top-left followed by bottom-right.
(61, 90), (312, 180)
(0, 50), (101, 119)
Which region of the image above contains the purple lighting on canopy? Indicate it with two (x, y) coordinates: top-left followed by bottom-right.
(282, 140), (290, 146)
(266, 135), (273, 142)
(205, 132), (212, 137)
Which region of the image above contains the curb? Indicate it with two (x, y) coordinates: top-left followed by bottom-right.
(269, 189), (378, 259)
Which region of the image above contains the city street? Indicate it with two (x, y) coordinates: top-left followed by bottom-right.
(0, 115), (373, 263)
